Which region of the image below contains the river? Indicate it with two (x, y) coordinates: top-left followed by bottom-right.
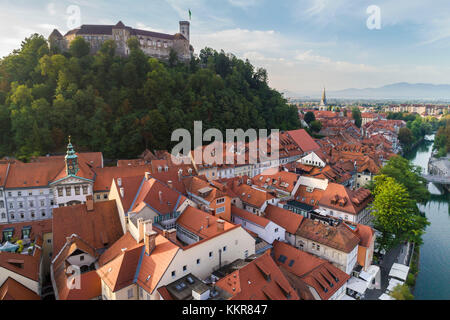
(403, 135), (450, 300)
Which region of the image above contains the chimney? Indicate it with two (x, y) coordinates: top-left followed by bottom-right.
(217, 219), (225, 232)
(144, 231), (158, 255)
(137, 218), (144, 242)
(206, 216), (210, 228)
(120, 187), (124, 198)
(168, 180), (173, 189)
(145, 172), (151, 181)
(159, 191), (163, 204)
(167, 229), (177, 243)
(86, 195), (94, 211)
(178, 169), (183, 182)
(117, 178), (122, 187)
(144, 220), (153, 235)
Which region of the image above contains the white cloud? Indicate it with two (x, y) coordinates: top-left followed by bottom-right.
(47, 3), (57, 15)
(228, 0), (259, 8)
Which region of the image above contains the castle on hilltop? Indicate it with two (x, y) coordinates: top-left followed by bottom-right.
(49, 20), (193, 61)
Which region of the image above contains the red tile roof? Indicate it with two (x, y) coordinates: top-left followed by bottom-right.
(0, 247), (42, 281)
(252, 171), (299, 194)
(97, 245), (143, 292)
(0, 219), (52, 242)
(98, 232), (141, 267)
(130, 177), (187, 215)
(231, 182), (275, 209)
(286, 129), (320, 153)
(97, 232), (180, 294)
(319, 183), (372, 215)
(135, 235), (180, 294)
(272, 241), (350, 300)
(296, 219), (360, 253)
(5, 162), (63, 188)
(0, 163), (9, 187)
(231, 206), (270, 228)
(215, 252), (299, 300)
(264, 205), (304, 234)
(0, 277), (40, 300)
(183, 176), (227, 203)
(177, 206), (237, 240)
(52, 200), (123, 254)
(93, 165), (152, 192)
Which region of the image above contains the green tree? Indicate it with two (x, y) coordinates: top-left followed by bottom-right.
(352, 107), (362, 128)
(0, 37), (302, 159)
(398, 127), (414, 147)
(304, 111), (315, 124)
(390, 284), (414, 300)
(379, 155), (430, 204)
(310, 120), (322, 133)
(371, 175), (429, 253)
(69, 37), (90, 58)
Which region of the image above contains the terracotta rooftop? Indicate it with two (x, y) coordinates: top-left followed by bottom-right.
(177, 206), (236, 241)
(252, 171), (299, 194)
(97, 232), (180, 294)
(215, 252), (299, 300)
(97, 245), (144, 292)
(0, 219), (52, 242)
(319, 183), (372, 215)
(286, 129), (320, 153)
(130, 176), (187, 215)
(231, 182), (275, 209)
(0, 247), (42, 282)
(183, 176), (227, 203)
(93, 165), (152, 192)
(0, 277), (40, 300)
(52, 200), (123, 254)
(272, 241), (350, 300)
(264, 205), (304, 234)
(231, 205), (270, 228)
(296, 219), (360, 253)
(52, 236), (102, 301)
(5, 162), (64, 188)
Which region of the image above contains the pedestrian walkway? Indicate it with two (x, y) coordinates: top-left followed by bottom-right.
(363, 242), (409, 300)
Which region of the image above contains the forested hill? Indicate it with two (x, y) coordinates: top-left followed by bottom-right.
(0, 34), (301, 161)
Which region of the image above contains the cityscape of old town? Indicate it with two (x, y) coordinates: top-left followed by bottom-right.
(0, 0), (448, 309)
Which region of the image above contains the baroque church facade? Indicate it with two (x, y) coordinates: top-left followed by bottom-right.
(49, 138), (95, 208)
(49, 20), (193, 61)
(0, 139), (100, 224)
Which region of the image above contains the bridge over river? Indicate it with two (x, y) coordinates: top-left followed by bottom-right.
(421, 174), (450, 185)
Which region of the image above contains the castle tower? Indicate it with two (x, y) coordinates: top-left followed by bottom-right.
(179, 21), (190, 42)
(65, 136), (79, 176)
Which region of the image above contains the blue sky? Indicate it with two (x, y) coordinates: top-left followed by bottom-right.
(1, 0), (450, 95)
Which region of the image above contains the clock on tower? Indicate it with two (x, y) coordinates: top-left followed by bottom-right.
(65, 136), (79, 176)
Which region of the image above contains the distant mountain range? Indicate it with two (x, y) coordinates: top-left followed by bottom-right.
(288, 83), (450, 101)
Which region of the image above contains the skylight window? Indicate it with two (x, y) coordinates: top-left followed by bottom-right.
(186, 276), (195, 284)
(278, 255), (287, 263)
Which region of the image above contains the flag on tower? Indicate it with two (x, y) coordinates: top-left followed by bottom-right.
(189, 9), (192, 20)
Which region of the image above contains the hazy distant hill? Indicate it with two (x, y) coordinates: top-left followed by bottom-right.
(329, 83), (450, 100)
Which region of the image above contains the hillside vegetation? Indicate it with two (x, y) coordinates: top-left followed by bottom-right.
(0, 35), (300, 160)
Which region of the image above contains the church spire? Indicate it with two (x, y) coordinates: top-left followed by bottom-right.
(321, 87), (327, 105)
(65, 136), (79, 176)
(319, 87), (327, 110)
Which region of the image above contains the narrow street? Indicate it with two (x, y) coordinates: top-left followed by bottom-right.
(363, 242), (409, 300)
